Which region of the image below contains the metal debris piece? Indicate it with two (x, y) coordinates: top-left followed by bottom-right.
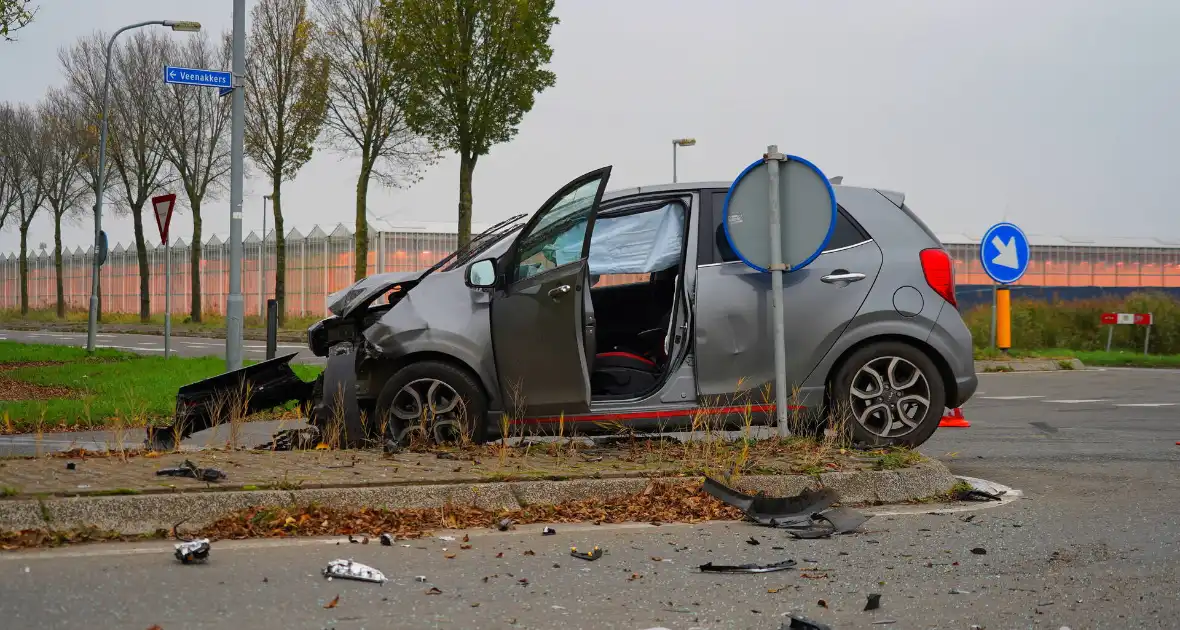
(570, 546), (603, 561)
(703, 476), (838, 525)
(783, 614), (833, 630)
(438, 535), (456, 541)
(156, 459), (227, 483)
(865, 593), (882, 611)
(380, 533), (393, 546)
(698, 559), (796, 574)
(498, 518), (515, 531)
(746, 536), (760, 545)
(174, 539), (211, 564)
(949, 587), (971, 594)
(779, 507), (871, 539)
(542, 527), (556, 536)
(414, 576), (427, 582)
(322, 559), (386, 584)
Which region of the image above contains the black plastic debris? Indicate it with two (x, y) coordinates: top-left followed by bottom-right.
(379, 533), (393, 546)
(498, 518), (515, 531)
(865, 593), (882, 611)
(322, 559), (387, 584)
(698, 559), (796, 574)
(703, 476), (838, 525)
(570, 546), (603, 561)
(174, 539), (211, 564)
(156, 459), (227, 483)
(65, 462), (76, 470)
(970, 547), (987, 555)
(779, 507), (871, 539)
(542, 527), (556, 536)
(783, 614), (833, 630)
(254, 426), (321, 451)
(746, 536), (761, 546)
(964, 489), (1002, 501)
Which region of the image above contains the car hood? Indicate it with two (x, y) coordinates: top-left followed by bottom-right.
(326, 270), (425, 318)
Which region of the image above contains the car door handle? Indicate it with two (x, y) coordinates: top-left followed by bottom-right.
(821, 271), (866, 284)
(548, 284), (572, 299)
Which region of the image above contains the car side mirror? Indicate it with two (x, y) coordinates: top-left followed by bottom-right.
(466, 258), (497, 288)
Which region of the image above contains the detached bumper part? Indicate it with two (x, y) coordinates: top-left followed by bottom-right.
(322, 559), (386, 584)
(174, 539), (211, 564)
(703, 476), (838, 524)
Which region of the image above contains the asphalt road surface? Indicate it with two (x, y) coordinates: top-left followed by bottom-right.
(1, 368), (1178, 628)
(0, 328), (320, 364)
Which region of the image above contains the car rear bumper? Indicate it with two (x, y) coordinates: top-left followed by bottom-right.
(927, 302), (978, 408)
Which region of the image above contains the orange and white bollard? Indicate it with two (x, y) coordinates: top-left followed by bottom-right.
(939, 407), (970, 428)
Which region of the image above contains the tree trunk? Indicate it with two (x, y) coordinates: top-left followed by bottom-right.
(353, 161), (372, 281)
(189, 196), (203, 322)
(18, 226), (28, 316)
(131, 203), (150, 323)
(272, 177), (286, 326)
(54, 212), (64, 318)
(457, 151), (477, 248)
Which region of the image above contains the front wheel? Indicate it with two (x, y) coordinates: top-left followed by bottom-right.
(831, 341), (946, 448)
(375, 360), (488, 447)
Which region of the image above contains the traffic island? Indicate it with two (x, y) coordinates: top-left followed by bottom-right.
(0, 441), (957, 544)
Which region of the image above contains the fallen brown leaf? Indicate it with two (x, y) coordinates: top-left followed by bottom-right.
(628, 573), (643, 581)
(523, 550), (535, 556)
(495, 552), (503, 558)
(426, 587), (442, 595)
(444, 553), (456, 559)
(650, 556), (663, 562)
(817, 599), (828, 608)
(324, 595), (340, 609)
(801, 573), (829, 580)
(462, 534), (470, 543)
(460, 543), (472, 550)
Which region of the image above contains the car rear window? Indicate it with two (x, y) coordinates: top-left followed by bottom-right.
(707, 191), (870, 265)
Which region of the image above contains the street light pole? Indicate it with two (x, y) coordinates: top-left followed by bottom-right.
(671, 138), (696, 184)
(85, 19), (201, 354)
(226, 0), (247, 371)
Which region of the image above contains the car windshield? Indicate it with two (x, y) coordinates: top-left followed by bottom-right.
(437, 214), (529, 273)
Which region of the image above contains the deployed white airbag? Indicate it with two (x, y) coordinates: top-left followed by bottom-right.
(553, 202), (684, 274)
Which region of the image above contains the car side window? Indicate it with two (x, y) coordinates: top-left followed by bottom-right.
(709, 191), (869, 264)
(512, 178), (602, 283)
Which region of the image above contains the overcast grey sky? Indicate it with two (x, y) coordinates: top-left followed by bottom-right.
(2, 0), (1178, 254)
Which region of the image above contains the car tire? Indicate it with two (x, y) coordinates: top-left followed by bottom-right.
(830, 341), (946, 448)
(375, 360), (488, 447)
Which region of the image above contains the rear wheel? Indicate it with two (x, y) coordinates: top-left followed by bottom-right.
(375, 360), (488, 447)
(831, 341), (945, 448)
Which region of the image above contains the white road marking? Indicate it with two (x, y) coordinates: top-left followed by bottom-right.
(93, 344), (165, 353)
(1044, 399), (1108, 404)
(979, 395), (1044, 400)
(1113, 402), (1178, 407)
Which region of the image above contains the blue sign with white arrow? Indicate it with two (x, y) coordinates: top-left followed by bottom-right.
(164, 65), (232, 89)
(979, 221), (1030, 284)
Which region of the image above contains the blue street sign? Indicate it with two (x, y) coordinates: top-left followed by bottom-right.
(164, 65), (232, 89)
(219, 86), (234, 98)
(980, 221), (1030, 284)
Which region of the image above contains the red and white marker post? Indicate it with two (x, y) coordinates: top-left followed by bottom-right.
(152, 194), (177, 359)
(1100, 312), (1154, 355)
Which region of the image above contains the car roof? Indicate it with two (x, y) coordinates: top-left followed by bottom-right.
(602, 181), (881, 202)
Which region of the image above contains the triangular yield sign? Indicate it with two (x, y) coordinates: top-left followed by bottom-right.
(152, 193), (177, 243)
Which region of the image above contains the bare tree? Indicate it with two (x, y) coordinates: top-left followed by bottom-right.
(246, 0), (330, 324)
(35, 89), (91, 318)
(154, 33), (232, 322)
(0, 104), (16, 231)
(314, 0), (433, 280)
(2, 104), (48, 314)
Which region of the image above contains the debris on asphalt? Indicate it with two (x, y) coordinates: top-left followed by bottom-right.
(746, 536), (761, 545)
(570, 546), (604, 561)
(460, 543), (472, 550)
(778, 507), (871, 539)
(871, 620), (897, 625)
(347, 534), (360, 544)
(971, 547), (987, 555)
(155, 459), (227, 483)
(864, 593), (882, 611)
(414, 576), (427, 582)
(959, 478), (1006, 501)
(698, 559), (796, 574)
(949, 587), (971, 594)
(799, 572), (829, 579)
(426, 587), (442, 595)
(379, 533), (393, 546)
(174, 539), (211, 564)
(627, 573), (642, 581)
(65, 462), (75, 470)
(254, 426), (321, 451)
(703, 476), (838, 525)
(324, 594), (340, 609)
(962, 514), (977, 522)
(498, 518), (515, 531)
(817, 599), (828, 608)
(542, 526), (556, 536)
(438, 535), (456, 541)
(322, 559), (387, 584)
(783, 614), (833, 630)
(495, 552), (504, 558)
(463, 534), (470, 542)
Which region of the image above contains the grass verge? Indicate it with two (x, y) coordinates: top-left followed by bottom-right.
(974, 346), (1180, 368)
(0, 341), (321, 433)
(0, 307), (320, 334)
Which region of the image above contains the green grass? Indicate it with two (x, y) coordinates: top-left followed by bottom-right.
(873, 448), (923, 471)
(0, 308), (321, 333)
(973, 345), (1180, 369)
(0, 341), (321, 432)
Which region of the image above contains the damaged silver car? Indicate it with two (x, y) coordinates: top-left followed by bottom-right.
(149, 165), (976, 451)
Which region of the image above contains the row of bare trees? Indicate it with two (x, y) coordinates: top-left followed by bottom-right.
(1, 0), (559, 325)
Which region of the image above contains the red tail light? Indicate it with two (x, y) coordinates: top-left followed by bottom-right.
(920, 248), (957, 308)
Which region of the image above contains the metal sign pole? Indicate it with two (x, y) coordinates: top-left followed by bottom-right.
(1106, 325), (1113, 352)
(165, 238), (172, 359)
(990, 282), (997, 349)
(765, 145), (790, 437)
(1144, 322), (1151, 356)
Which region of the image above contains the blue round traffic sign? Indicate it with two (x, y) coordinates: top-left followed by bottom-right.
(979, 222), (1030, 284)
(722, 154), (837, 273)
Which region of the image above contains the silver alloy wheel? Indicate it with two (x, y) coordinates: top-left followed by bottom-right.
(847, 356), (931, 438)
(389, 378), (465, 444)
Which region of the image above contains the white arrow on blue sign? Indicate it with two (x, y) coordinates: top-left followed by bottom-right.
(164, 65), (232, 89)
(979, 221), (1030, 284)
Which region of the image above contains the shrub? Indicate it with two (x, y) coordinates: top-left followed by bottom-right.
(962, 290), (1180, 354)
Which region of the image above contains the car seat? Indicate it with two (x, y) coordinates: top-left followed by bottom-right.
(590, 270), (678, 397)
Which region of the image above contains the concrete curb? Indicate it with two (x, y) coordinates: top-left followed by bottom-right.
(976, 357), (1085, 373)
(0, 460), (957, 536)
